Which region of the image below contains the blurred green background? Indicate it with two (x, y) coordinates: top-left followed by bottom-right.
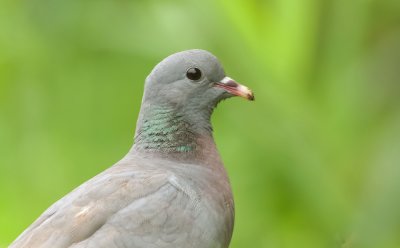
(1, 0), (400, 247)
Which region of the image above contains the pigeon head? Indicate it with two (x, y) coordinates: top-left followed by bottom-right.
(142, 49), (254, 109)
(134, 49), (253, 154)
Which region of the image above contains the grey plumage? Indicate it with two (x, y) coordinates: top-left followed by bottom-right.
(10, 49), (253, 248)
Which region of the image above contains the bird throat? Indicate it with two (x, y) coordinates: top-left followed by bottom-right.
(132, 105), (213, 156)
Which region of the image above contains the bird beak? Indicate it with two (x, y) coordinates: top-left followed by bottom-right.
(214, 77), (255, 101)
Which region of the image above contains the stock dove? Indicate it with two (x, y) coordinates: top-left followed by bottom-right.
(11, 49), (254, 248)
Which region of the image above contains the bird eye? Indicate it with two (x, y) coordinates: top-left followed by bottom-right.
(186, 68), (202, 81)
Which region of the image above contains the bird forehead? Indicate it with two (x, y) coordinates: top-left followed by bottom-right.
(155, 50), (221, 75)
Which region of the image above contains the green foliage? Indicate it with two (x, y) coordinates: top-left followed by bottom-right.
(1, 0), (400, 247)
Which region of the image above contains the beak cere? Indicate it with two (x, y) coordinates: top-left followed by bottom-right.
(214, 77), (254, 101)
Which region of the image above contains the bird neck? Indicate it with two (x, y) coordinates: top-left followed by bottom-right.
(131, 104), (217, 161)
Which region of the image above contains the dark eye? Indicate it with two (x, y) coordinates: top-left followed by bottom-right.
(186, 68), (202, 81)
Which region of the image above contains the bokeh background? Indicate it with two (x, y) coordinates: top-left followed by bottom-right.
(1, 0), (400, 247)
